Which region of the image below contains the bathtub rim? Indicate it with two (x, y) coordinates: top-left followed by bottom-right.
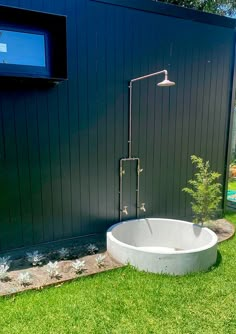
(107, 218), (218, 255)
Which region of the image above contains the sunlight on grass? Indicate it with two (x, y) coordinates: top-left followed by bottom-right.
(224, 210), (236, 224)
(0, 215), (235, 334)
(228, 179), (236, 191)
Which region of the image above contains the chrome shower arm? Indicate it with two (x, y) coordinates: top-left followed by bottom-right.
(130, 69), (167, 84)
(128, 69), (168, 158)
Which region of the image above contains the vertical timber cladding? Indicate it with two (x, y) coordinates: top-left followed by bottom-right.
(91, 0), (236, 220)
(0, 0), (235, 251)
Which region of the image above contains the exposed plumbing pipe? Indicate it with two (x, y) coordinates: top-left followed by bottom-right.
(119, 157), (141, 221)
(128, 70), (169, 158)
(119, 69), (175, 221)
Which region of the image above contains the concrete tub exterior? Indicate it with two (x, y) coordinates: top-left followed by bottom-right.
(107, 218), (218, 275)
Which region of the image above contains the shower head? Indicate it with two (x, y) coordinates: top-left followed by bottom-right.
(157, 79), (175, 87)
(157, 70), (175, 87)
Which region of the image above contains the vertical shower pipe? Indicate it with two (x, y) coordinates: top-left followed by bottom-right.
(119, 70), (173, 221)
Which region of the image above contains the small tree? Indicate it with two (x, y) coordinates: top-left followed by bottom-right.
(157, 0), (236, 16)
(182, 155), (222, 225)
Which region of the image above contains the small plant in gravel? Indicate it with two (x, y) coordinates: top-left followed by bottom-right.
(0, 264), (9, 281)
(72, 260), (86, 274)
(47, 261), (60, 279)
(95, 254), (106, 268)
(26, 251), (45, 266)
(87, 244), (98, 255)
(58, 247), (70, 260)
(0, 256), (11, 267)
(17, 272), (32, 286)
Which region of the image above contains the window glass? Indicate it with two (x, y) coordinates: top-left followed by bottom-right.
(0, 29), (46, 67)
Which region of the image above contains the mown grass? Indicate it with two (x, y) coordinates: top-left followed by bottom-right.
(228, 179), (236, 191)
(0, 214), (236, 334)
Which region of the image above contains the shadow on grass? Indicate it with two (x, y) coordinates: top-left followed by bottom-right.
(209, 250), (222, 272)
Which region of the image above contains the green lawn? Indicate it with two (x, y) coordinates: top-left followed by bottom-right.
(0, 214), (236, 334)
(228, 179), (236, 191)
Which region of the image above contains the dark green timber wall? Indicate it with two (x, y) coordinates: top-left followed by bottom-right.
(0, 0), (235, 251)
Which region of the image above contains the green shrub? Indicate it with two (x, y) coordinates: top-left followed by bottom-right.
(182, 155), (222, 225)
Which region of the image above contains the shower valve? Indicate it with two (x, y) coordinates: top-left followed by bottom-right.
(120, 168), (125, 176)
(138, 167), (143, 174)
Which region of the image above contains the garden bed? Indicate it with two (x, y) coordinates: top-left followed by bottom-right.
(0, 242), (122, 297)
(0, 219), (234, 297)
(205, 218), (235, 242)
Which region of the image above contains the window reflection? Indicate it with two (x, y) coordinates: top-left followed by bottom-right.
(0, 29), (46, 67)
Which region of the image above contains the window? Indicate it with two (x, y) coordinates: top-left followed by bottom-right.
(0, 27), (49, 77)
(0, 4), (67, 82)
(0, 29), (46, 67)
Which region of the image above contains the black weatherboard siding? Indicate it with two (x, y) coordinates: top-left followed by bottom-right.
(0, 0), (235, 251)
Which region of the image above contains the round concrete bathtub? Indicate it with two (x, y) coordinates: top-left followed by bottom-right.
(107, 218), (218, 275)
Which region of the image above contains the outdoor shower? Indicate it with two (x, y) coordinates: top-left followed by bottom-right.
(119, 69), (175, 221)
